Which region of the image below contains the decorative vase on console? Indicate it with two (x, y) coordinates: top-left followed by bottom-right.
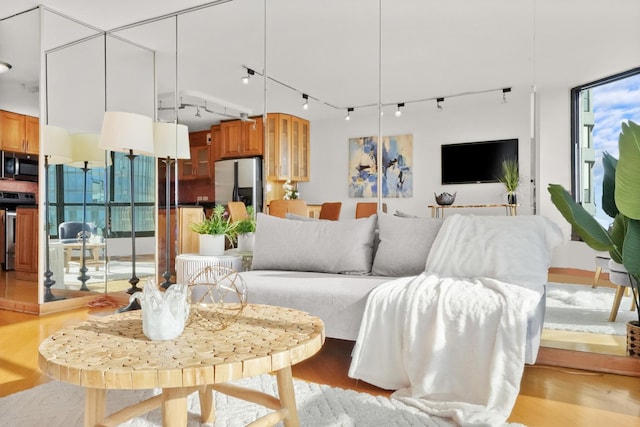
(499, 159), (519, 205)
(191, 205), (236, 256)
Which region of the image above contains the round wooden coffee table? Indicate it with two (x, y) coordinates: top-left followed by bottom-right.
(38, 304), (325, 427)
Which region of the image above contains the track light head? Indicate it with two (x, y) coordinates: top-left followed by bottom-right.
(0, 61), (11, 74)
(345, 107), (354, 121)
(302, 93), (309, 110)
(395, 103), (404, 117)
(436, 97), (444, 111)
(195, 107), (201, 118)
(502, 87), (511, 103)
(242, 68), (255, 85)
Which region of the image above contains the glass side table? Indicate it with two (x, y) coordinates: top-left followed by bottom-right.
(225, 248), (253, 272)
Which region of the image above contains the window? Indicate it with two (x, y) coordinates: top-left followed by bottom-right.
(571, 68), (640, 229)
(49, 153), (156, 238)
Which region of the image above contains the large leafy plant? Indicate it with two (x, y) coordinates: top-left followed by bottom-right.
(548, 120), (640, 323)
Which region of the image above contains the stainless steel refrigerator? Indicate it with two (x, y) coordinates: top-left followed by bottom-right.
(214, 157), (263, 212)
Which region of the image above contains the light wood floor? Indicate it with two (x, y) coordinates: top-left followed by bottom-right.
(1, 269), (639, 425)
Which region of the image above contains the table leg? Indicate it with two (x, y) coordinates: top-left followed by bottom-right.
(162, 387), (190, 427)
(276, 366), (299, 427)
(198, 385), (216, 423)
(85, 388), (106, 427)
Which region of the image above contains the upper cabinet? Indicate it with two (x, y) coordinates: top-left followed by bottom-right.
(178, 130), (212, 180)
(265, 113), (310, 181)
(211, 124), (222, 162)
(220, 116), (264, 159)
(0, 111), (39, 155)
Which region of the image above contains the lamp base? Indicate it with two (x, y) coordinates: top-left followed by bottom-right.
(43, 271), (65, 302)
(116, 298), (141, 313)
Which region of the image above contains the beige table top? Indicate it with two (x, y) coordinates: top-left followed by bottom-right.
(38, 304), (325, 390)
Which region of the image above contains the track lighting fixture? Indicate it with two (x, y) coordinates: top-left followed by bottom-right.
(345, 107), (354, 121)
(0, 61), (12, 73)
(502, 87), (512, 103)
(302, 93), (309, 110)
(436, 97), (444, 111)
(395, 103), (404, 117)
(241, 68), (255, 85)
(195, 106), (201, 117)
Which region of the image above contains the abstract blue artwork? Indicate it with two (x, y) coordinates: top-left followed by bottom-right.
(348, 134), (413, 198)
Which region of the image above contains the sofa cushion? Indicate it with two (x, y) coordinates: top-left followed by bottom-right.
(252, 213), (377, 274)
(372, 212), (443, 276)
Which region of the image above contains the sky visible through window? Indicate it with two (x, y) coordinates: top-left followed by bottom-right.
(591, 73), (640, 227)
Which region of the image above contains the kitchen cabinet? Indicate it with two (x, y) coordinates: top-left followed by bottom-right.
(178, 130), (212, 180)
(220, 116), (263, 159)
(0, 110), (39, 155)
(211, 125), (222, 162)
(265, 113), (310, 181)
(15, 206), (38, 278)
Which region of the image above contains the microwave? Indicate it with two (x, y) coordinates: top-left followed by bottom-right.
(1, 152), (39, 182)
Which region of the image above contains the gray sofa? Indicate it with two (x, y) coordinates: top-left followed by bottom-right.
(240, 212), (556, 364)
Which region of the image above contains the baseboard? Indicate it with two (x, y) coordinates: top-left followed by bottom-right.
(537, 346), (640, 377)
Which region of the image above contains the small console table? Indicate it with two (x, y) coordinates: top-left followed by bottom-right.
(428, 203), (518, 218)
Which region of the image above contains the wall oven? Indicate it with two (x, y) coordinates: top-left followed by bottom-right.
(0, 192), (37, 271)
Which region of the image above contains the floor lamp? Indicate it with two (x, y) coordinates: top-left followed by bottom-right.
(68, 133), (111, 291)
(153, 122), (190, 289)
(99, 111), (154, 312)
(42, 125), (72, 302)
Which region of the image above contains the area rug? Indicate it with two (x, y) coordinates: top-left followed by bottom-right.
(544, 282), (637, 335)
(0, 375), (526, 427)
(0, 375), (442, 426)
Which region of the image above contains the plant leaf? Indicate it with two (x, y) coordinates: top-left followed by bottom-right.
(616, 120), (640, 220)
(623, 219), (640, 276)
(547, 184), (614, 251)
(609, 214), (626, 263)
(601, 152), (618, 218)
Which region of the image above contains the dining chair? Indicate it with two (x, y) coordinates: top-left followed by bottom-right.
(355, 202), (387, 218)
(227, 201), (249, 222)
(318, 202), (342, 221)
(269, 199), (308, 218)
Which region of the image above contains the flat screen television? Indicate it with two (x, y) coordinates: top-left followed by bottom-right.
(441, 139), (518, 184)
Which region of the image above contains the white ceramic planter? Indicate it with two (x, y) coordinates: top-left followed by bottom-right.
(237, 233), (255, 252)
(199, 234), (225, 256)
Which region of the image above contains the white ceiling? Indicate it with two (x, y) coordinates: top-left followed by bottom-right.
(1, 0), (638, 131)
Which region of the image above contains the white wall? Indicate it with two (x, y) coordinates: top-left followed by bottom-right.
(299, 89), (532, 219)
(298, 86), (609, 271)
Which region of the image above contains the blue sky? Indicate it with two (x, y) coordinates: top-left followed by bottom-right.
(591, 73), (640, 227)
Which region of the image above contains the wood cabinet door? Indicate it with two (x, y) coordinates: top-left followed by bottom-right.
(265, 114), (279, 180)
(242, 116), (264, 157)
(277, 114), (291, 180)
(210, 125), (222, 162)
(15, 208), (38, 273)
(0, 110), (26, 153)
(24, 115), (39, 155)
(298, 118), (310, 181)
(221, 120), (242, 158)
(193, 146), (211, 178)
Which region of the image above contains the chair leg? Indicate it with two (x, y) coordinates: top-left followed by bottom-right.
(592, 266), (602, 288)
(608, 286), (626, 322)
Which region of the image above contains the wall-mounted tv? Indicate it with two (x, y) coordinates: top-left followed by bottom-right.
(441, 138), (518, 185)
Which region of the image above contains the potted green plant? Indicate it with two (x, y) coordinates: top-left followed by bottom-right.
(548, 120), (640, 357)
(191, 205), (236, 256)
(498, 159), (519, 204)
(234, 206), (257, 252)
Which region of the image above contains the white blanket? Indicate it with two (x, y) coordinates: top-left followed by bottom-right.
(349, 214), (562, 426)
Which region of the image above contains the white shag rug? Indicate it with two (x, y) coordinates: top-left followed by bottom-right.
(544, 282), (637, 335)
(0, 374), (526, 427)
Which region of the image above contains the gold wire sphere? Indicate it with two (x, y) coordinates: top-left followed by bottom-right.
(187, 266), (248, 330)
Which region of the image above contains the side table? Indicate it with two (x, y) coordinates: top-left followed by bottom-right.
(225, 248), (253, 271)
(175, 253), (243, 285)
